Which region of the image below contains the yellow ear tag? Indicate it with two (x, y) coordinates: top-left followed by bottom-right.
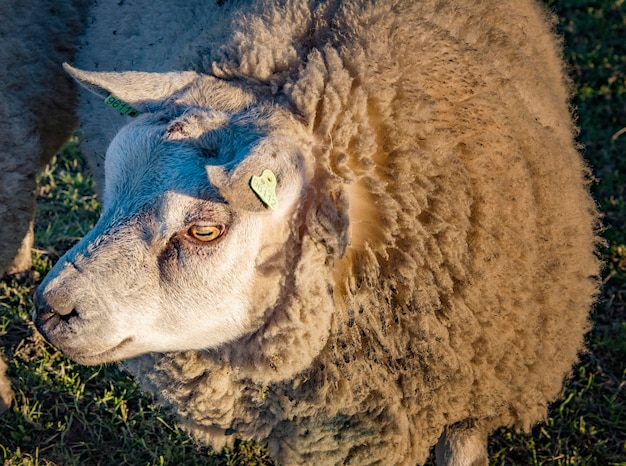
(250, 169), (279, 211)
(104, 94), (141, 117)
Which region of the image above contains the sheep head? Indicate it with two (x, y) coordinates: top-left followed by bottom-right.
(33, 67), (344, 378)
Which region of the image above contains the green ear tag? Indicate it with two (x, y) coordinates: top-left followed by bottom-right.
(250, 169), (279, 211)
(104, 94), (141, 117)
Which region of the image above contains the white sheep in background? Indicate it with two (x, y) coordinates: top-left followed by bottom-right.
(0, 0), (87, 275)
(0, 0), (88, 413)
(31, 0), (600, 464)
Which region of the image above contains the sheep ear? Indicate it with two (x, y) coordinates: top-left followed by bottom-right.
(63, 63), (199, 114)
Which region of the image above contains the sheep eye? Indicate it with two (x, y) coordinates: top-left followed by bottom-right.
(188, 225), (223, 242)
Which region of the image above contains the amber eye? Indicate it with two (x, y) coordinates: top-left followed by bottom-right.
(188, 225), (223, 242)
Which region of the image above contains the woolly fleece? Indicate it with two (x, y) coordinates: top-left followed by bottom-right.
(0, 0), (87, 274)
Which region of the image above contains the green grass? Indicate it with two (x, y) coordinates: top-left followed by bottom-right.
(1, 0), (626, 464)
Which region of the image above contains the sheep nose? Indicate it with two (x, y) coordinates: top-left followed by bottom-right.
(34, 287), (77, 323)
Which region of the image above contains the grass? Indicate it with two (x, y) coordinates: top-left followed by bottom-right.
(1, 0), (625, 464)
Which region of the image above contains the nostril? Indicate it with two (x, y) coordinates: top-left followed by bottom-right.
(34, 301), (56, 323)
(33, 288), (77, 322)
(58, 308), (79, 323)
(42, 292), (74, 316)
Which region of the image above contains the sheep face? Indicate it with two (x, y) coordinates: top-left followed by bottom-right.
(33, 70), (311, 365)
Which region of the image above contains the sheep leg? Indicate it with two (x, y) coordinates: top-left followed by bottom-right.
(5, 220), (35, 276)
(435, 423), (488, 466)
(0, 358), (14, 414)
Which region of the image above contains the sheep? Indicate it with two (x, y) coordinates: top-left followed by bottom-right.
(0, 0), (89, 415)
(32, 0), (601, 464)
(0, 0), (88, 275)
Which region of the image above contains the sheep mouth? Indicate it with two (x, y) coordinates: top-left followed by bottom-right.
(70, 337), (135, 365)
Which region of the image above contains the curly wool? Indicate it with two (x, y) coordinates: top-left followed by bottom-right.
(0, 0), (87, 274)
(76, 0), (601, 464)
